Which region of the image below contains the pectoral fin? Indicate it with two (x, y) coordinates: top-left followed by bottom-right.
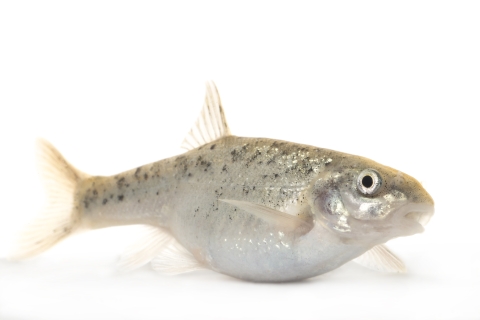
(353, 244), (406, 273)
(220, 199), (312, 234)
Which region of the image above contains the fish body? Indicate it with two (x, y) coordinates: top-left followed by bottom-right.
(83, 137), (364, 281)
(10, 82), (434, 282)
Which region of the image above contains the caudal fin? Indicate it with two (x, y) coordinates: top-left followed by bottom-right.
(8, 139), (88, 260)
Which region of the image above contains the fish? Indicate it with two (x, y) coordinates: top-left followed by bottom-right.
(9, 81), (434, 282)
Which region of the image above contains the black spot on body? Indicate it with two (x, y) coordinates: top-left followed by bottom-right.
(231, 149), (240, 162)
(246, 149), (261, 166)
(144, 173), (148, 180)
(117, 177), (126, 188)
(118, 195), (124, 201)
(102, 199), (108, 205)
(210, 144), (216, 150)
(204, 161), (212, 172)
(135, 167), (141, 179)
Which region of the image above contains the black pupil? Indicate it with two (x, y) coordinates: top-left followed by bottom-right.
(362, 175), (374, 188)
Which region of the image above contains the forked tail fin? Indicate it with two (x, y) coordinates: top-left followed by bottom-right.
(8, 139), (89, 260)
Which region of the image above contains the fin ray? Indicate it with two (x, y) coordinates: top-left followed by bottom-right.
(151, 240), (205, 275)
(181, 81), (231, 150)
(117, 226), (172, 272)
(353, 244), (406, 273)
(219, 199), (312, 234)
(8, 139), (88, 260)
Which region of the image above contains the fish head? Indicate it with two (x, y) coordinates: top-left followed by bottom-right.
(310, 156), (434, 245)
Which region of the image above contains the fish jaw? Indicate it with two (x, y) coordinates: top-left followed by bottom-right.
(402, 202), (435, 232)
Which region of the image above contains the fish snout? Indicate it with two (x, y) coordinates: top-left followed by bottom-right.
(390, 170), (435, 227)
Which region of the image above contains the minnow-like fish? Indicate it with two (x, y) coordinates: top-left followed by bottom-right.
(10, 82), (434, 282)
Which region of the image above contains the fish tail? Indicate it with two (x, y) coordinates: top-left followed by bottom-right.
(8, 139), (89, 260)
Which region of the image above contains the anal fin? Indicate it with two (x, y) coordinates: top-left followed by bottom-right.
(151, 240), (205, 275)
(353, 244), (406, 273)
(117, 226), (172, 272)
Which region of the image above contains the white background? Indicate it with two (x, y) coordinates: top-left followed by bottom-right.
(0, 1), (479, 319)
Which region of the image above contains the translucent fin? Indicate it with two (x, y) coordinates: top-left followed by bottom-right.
(151, 240), (205, 275)
(117, 226), (172, 272)
(219, 199), (312, 234)
(181, 81), (231, 150)
(8, 139), (88, 260)
(353, 244), (406, 273)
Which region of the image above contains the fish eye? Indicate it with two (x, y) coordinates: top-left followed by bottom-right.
(357, 169), (382, 196)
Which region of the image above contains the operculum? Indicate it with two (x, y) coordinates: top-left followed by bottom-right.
(312, 188), (351, 233)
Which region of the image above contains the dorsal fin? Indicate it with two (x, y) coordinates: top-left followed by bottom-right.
(181, 81), (231, 150)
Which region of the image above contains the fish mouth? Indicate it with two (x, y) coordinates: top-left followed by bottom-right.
(405, 211), (433, 227)
(404, 204), (434, 227)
